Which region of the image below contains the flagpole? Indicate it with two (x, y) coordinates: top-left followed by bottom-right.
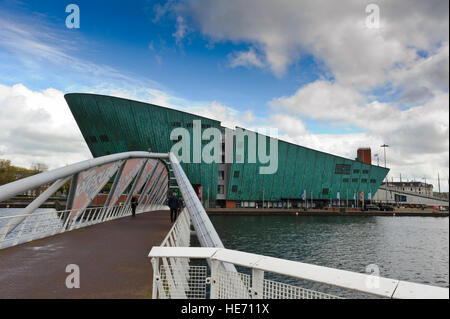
(346, 189), (348, 208)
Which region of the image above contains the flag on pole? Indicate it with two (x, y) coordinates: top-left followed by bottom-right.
(301, 189), (306, 201)
(368, 192), (372, 200)
(360, 191), (364, 202)
(337, 192), (340, 200)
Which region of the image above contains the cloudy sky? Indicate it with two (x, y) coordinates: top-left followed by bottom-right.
(0, 0), (448, 191)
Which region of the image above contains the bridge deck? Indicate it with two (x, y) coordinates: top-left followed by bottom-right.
(0, 210), (171, 299)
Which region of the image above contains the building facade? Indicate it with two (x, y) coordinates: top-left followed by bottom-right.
(65, 93), (389, 208)
(381, 182), (434, 197)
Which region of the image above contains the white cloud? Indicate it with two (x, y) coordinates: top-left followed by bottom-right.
(0, 84), (91, 169)
(173, 15), (188, 44)
(228, 48), (264, 69)
(268, 81), (449, 191)
(173, 0), (448, 89)
(0, 13), (162, 92)
(391, 42), (449, 92)
(270, 80), (449, 154)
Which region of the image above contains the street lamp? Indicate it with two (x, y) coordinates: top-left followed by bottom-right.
(381, 144), (389, 204)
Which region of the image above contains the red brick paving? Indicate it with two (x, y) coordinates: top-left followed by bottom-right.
(0, 210), (171, 299)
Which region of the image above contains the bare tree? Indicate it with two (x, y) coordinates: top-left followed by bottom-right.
(31, 162), (49, 173)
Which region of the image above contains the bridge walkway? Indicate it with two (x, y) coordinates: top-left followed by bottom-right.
(0, 210), (171, 299)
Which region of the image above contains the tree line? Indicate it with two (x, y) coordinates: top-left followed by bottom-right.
(0, 159), (49, 186)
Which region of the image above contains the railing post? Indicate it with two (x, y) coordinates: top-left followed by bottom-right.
(252, 269), (264, 299)
(210, 259), (219, 299)
(65, 173), (79, 211)
(151, 257), (160, 299)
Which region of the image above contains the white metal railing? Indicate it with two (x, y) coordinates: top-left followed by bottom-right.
(169, 153), (236, 274)
(149, 247), (450, 299)
(0, 203), (168, 250)
(0, 204), (131, 250)
(152, 208), (201, 299)
(0, 151), (170, 250)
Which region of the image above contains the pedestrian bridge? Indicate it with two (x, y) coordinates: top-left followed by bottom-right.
(0, 152), (448, 299)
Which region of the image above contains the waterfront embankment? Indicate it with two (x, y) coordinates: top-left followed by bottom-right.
(206, 208), (449, 217)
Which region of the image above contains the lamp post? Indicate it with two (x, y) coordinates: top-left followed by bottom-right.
(381, 144), (389, 204)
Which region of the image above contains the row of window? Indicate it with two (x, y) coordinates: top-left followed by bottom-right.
(232, 170), (376, 184)
(353, 169), (370, 174)
(334, 165), (371, 175)
(170, 122), (212, 129)
(342, 178), (377, 183)
(89, 135), (109, 143)
(232, 168), (373, 179)
(230, 186), (376, 195)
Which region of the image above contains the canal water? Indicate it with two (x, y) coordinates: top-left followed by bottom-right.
(210, 215), (449, 297)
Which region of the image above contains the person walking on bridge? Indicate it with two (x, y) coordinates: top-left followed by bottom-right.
(131, 196), (138, 217)
(168, 192), (180, 223)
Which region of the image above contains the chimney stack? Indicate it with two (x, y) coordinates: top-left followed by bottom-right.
(357, 148), (372, 165)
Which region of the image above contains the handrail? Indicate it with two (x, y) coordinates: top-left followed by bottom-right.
(169, 153), (225, 249)
(0, 204), (137, 250)
(0, 151), (171, 249)
(149, 246), (449, 299)
(169, 153), (236, 273)
(0, 152), (169, 202)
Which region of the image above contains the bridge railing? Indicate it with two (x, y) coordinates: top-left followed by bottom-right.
(0, 152), (170, 250)
(149, 246), (449, 299)
(0, 204), (131, 250)
(151, 208), (207, 299)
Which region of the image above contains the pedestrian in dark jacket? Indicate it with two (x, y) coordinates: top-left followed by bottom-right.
(131, 196), (138, 217)
(168, 192), (179, 223)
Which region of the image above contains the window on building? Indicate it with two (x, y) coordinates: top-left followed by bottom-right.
(100, 135), (109, 142)
(233, 171), (240, 178)
(362, 170), (369, 174)
(232, 185), (238, 192)
(370, 179), (376, 183)
(353, 169), (360, 174)
(322, 188), (329, 195)
(186, 123), (193, 128)
(170, 122), (181, 127)
(352, 178), (359, 183)
(343, 178), (349, 183)
(218, 171), (225, 180)
(89, 136), (97, 143)
(218, 185), (224, 194)
(335, 164), (351, 175)
(361, 179), (368, 183)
